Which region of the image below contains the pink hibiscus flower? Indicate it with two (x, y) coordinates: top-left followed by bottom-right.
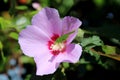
(18, 7), (82, 76)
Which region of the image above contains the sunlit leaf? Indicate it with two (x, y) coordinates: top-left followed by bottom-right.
(75, 28), (84, 41)
(0, 17), (12, 30)
(77, 28), (84, 38)
(20, 56), (34, 64)
(3, 0), (8, 3)
(102, 45), (116, 54)
(0, 41), (3, 50)
(62, 62), (69, 69)
(40, 0), (50, 7)
(9, 32), (18, 40)
(63, 0), (74, 7)
(16, 6), (28, 10)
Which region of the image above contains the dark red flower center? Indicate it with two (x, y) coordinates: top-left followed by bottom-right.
(48, 34), (66, 55)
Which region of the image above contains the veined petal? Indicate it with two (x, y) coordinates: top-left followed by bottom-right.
(18, 25), (50, 57)
(56, 44), (82, 63)
(32, 7), (62, 36)
(62, 16), (82, 44)
(34, 55), (60, 76)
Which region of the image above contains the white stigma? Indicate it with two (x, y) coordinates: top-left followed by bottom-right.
(51, 43), (65, 51)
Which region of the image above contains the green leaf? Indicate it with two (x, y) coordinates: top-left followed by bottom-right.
(20, 56), (34, 64)
(63, 0), (74, 7)
(40, 0), (50, 7)
(75, 28), (84, 41)
(9, 32), (18, 40)
(81, 35), (103, 47)
(102, 45), (116, 54)
(16, 6), (28, 10)
(81, 36), (102, 60)
(58, 0), (74, 16)
(62, 62), (69, 69)
(77, 28), (84, 38)
(0, 41), (6, 62)
(0, 17), (12, 30)
(4, 0), (8, 3)
(89, 49), (100, 60)
(56, 31), (75, 43)
(0, 41), (3, 50)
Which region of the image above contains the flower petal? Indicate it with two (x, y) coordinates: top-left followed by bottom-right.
(32, 7), (62, 36)
(62, 16), (82, 44)
(18, 25), (50, 57)
(34, 55), (60, 76)
(56, 44), (82, 63)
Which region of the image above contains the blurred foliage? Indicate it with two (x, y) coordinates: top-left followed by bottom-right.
(0, 0), (120, 80)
